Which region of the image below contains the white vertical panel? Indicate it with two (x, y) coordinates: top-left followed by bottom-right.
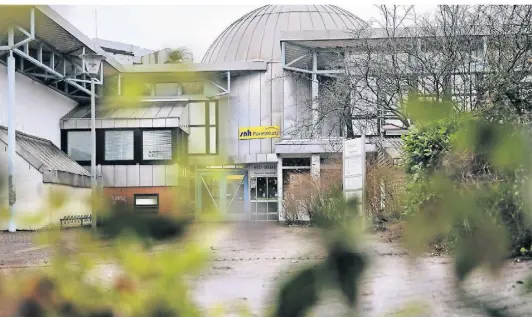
(102, 119), (115, 128)
(296, 76), (312, 138)
(153, 165), (166, 186)
(260, 65), (272, 154)
(271, 63), (284, 144)
(189, 102), (206, 125)
(127, 119), (140, 128)
(139, 165), (153, 187)
(102, 165), (115, 187)
(343, 137), (366, 205)
(238, 75), (250, 156)
(216, 98), (229, 157)
(76, 119), (90, 129)
(283, 72), (297, 139)
(114, 165), (127, 187)
(227, 81), (239, 157)
(126, 165), (140, 187)
(114, 119), (127, 128)
(249, 72), (262, 155)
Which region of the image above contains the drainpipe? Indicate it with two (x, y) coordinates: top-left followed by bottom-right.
(7, 28), (16, 232)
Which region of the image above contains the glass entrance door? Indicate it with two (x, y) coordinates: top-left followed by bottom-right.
(250, 176), (278, 221)
(196, 169), (249, 220)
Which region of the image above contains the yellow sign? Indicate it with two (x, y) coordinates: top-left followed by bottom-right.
(239, 126), (280, 140)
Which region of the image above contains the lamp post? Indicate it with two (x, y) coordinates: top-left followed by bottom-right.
(80, 53), (105, 231)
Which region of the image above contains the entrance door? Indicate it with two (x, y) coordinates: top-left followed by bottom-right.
(196, 169), (249, 220)
(250, 176), (278, 221)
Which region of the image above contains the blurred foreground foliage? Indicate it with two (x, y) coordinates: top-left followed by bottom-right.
(2, 83), (532, 317)
(402, 94), (532, 256)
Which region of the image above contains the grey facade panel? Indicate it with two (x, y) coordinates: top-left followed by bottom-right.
(153, 165), (166, 186)
(114, 119), (128, 128)
(76, 119), (90, 129)
(102, 165), (115, 187)
(126, 165), (140, 187)
(139, 165), (153, 187)
(260, 65), (273, 154)
(127, 119), (140, 128)
(139, 119), (153, 128)
(102, 119), (115, 129)
(236, 75), (250, 157)
(63, 119), (76, 129)
(152, 119), (166, 128)
(271, 63), (284, 146)
(248, 72), (262, 155)
(114, 165), (127, 187)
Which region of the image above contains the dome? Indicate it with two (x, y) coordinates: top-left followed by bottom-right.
(202, 5), (365, 63)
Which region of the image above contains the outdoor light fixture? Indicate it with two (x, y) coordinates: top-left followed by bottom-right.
(80, 53), (106, 78)
(79, 52), (105, 232)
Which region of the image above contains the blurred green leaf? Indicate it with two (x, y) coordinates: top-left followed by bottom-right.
(325, 243), (366, 307)
(403, 92), (454, 125)
(275, 267), (318, 317)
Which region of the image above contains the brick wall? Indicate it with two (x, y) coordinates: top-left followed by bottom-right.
(103, 186), (191, 215)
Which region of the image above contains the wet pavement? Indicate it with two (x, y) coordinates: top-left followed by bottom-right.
(2, 224), (532, 316)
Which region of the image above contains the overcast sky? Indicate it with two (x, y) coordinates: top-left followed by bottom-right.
(51, 4), (434, 62)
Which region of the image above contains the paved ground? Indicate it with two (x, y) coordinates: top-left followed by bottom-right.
(2, 224), (532, 316)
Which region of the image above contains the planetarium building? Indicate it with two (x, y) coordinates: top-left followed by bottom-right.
(2, 5), (396, 229)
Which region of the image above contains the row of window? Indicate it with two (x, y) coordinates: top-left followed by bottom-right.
(69, 129), (175, 161)
(62, 128), (188, 165)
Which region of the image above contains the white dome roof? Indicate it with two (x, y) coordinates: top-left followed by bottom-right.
(202, 5), (365, 63)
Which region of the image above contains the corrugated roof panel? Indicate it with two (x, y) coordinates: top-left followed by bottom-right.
(0, 127), (90, 177)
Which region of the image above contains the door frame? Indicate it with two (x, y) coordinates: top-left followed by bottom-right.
(195, 168), (249, 218)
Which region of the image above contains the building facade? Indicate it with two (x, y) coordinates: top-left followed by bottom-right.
(1, 5), (409, 228)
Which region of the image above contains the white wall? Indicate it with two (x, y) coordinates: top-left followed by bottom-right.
(0, 65), (78, 147)
(0, 143), (91, 230)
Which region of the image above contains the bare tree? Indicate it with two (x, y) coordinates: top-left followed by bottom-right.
(286, 5), (532, 141)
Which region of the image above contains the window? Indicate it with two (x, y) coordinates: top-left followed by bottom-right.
(188, 101), (217, 155)
(134, 194), (159, 210)
(105, 130), (134, 161)
(67, 131), (91, 161)
(143, 130), (172, 160)
(182, 82), (204, 95)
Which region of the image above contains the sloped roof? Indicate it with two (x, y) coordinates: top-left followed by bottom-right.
(60, 101), (189, 132)
(0, 127), (91, 187)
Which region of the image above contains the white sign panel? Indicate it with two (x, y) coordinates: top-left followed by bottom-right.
(343, 136), (366, 202)
(249, 163), (277, 177)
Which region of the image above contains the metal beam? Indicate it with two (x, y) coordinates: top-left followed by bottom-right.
(12, 47), (93, 96)
(285, 53), (309, 67)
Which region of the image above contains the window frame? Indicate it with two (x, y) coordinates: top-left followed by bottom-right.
(103, 129), (136, 164)
(188, 100), (218, 156)
(141, 128), (177, 164)
(63, 129), (92, 166)
(134, 193), (159, 212)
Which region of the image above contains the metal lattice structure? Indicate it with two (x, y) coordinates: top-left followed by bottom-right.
(0, 6), (122, 101)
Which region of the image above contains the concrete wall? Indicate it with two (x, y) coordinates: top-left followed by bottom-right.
(0, 144), (90, 230)
(0, 65), (78, 147)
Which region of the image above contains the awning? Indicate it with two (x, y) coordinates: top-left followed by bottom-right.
(60, 101), (189, 133)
